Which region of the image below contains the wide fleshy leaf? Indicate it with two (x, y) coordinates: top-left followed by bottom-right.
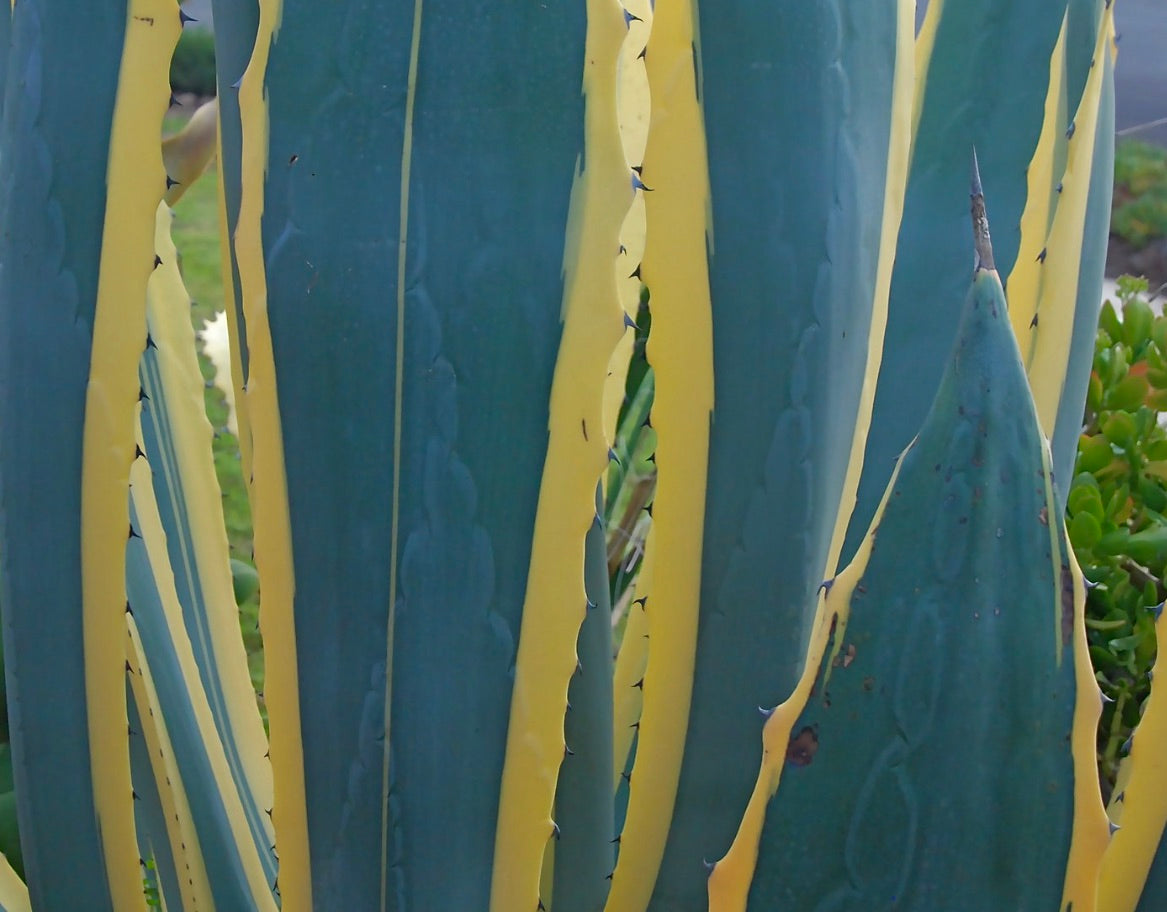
(0, 1), (176, 907)
(606, 2), (915, 909)
(138, 201), (275, 893)
(549, 498), (617, 912)
(234, 0), (627, 907)
(847, 0), (1071, 562)
(711, 267), (1108, 911)
(1008, 4), (1115, 501)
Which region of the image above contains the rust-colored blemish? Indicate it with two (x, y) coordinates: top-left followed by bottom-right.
(785, 726), (819, 767)
(831, 643), (857, 669)
(1039, 506), (1049, 526)
(1060, 563), (1074, 647)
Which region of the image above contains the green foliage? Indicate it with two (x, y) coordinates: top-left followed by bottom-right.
(605, 288), (654, 625)
(1112, 140), (1167, 250)
(1069, 276), (1167, 792)
(141, 858), (161, 909)
(169, 27), (216, 98)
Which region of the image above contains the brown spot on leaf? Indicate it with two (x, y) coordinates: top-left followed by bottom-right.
(1061, 564), (1075, 647)
(831, 643), (857, 669)
(1039, 506), (1049, 526)
(786, 726), (819, 767)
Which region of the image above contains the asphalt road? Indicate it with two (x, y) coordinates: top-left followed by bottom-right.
(1115, 0), (1167, 145)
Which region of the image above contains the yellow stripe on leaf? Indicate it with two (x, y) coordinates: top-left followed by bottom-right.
(489, 0), (630, 906)
(603, 2), (652, 443)
(702, 3), (914, 903)
(382, 3), (423, 905)
(126, 617), (213, 912)
(235, 0), (313, 906)
(1061, 540), (1111, 911)
(603, 0), (715, 907)
(1008, 16), (1069, 363)
(1097, 608), (1167, 911)
(0, 854), (29, 912)
(707, 459), (903, 911)
(611, 547), (651, 789)
(161, 98), (219, 207)
(822, 0), (916, 586)
(146, 200), (275, 843)
(1017, 6), (1114, 439)
(83, 3), (181, 908)
(130, 422), (280, 911)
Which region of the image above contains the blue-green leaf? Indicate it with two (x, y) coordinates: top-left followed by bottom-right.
(550, 498), (616, 911)
(1050, 47), (1115, 495)
(645, 3), (910, 907)
(209, 0), (259, 386)
(738, 269), (1105, 911)
(0, 1), (125, 906)
(847, 0), (1069, 562)
(256, 1), (587, 906)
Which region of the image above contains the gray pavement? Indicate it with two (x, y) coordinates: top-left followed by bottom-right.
(1116, 0), (1167, 145)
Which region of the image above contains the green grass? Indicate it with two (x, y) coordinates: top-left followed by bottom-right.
(165, 113), (264, 705)
(170, 28), (217, 97)
(1113, 139), (1167, 249)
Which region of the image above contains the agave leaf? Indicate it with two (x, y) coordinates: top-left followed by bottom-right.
(0, 0), (179, 906)
(208, 0), (260, 475)
(127, 686), (190, 912)
(1043, 17), (1115, 499)
(82, 4), (187, 905)
(1098, 606), (1167, 912)
(611, 545), (650, 794)
(1064, 0), (1107, 118)
(618, 2), (915, 908)
(0, 0), (9, 123)
(0, 855), (27, 912)
(1009, 5), (1115, 503)
(139, 201), (275, 889)
(492, 0), (630, 903)
(236, 0), (609, 906)
(549, 499), (617, 912)
(601, 1), (714, 906)
(711, 266), (1108, 911)
(126, 631), (214, 912)
(1009, 17), (1072, 345)
(161, 99), (218, 206)
(847, 0), (1071, 563)
(127, 451), (278, 910)
(233, 0), (308, 899)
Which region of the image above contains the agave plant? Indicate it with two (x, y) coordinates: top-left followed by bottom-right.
(0, 0), (1161, 910)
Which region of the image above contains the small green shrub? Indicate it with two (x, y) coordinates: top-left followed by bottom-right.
(1068, 275), (1167, 793)
(1112, 140), (1167, 249)
(169, 28), (216, 98)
